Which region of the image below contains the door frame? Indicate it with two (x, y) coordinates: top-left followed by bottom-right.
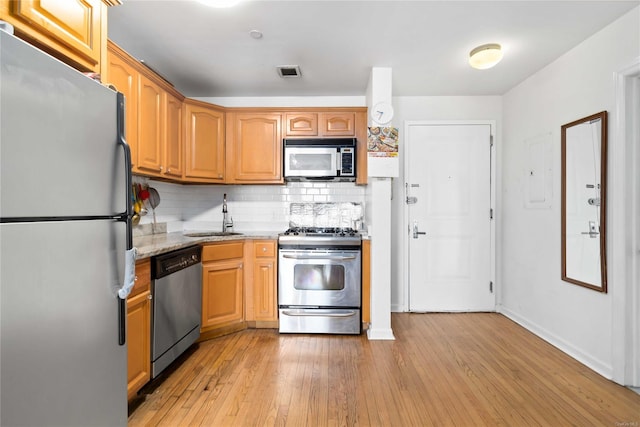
(611, 58), (640, 386)
(403, 120), (497, 312)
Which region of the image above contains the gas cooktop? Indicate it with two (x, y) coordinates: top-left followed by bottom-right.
(281, 227), (359, 237)
(278, 227), (362, 246)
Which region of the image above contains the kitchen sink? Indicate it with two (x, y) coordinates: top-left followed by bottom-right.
(183, 231), (243, 237)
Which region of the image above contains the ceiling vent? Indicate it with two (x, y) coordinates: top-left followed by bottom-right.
(277, 65), (302, 78)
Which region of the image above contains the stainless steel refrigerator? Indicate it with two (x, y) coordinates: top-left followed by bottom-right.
(0, 30), (134, 426)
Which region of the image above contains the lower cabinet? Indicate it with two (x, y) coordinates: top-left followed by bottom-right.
(201, 242), (245, 335)
(250, 240), (278, 326)
(127, 259), (151, 400)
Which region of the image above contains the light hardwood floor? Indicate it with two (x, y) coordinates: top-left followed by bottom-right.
(129, 313), (640, 426)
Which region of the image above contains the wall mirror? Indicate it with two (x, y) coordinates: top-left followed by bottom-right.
(561, 111), (608, 292)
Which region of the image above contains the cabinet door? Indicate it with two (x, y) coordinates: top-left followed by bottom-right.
(184, 103), (225, 182)
(137, 74), (163, 175)
(202, 260), (244, 329)
(127, 290), (151, 399)
(227, 113), (282, 183)
(285, 112), (318, 136)
(2, 0), (103, 72)
(253, 240), (277, 322)
(253, 259), (277, 322)
(106, 45), (139, 170)
(321, 112), (356, 136)
(127, 259), (150, 399)
(163, 92), (183, 179)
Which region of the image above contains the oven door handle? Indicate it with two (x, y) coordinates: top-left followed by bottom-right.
(282, 309), (358, 318)
(282, 254), (357, 261)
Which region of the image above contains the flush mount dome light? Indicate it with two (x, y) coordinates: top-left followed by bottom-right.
(469, 43), (503, 70)
(196, 0), (242, 7)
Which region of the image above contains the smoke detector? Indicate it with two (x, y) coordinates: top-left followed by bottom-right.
(277, 65), (302, 78)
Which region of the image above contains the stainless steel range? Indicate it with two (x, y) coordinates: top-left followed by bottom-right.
(278, 227), (362, 334)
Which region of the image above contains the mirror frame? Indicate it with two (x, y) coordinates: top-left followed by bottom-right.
(561, 111), (608, 292)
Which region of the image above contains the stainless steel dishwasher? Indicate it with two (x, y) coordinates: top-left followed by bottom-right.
(151, 245), (202, 378)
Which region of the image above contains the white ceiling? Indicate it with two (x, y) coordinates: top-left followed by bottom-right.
(108, 0), (639, 98)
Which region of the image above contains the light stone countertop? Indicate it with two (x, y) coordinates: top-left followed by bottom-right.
(134, 231), (280, 260)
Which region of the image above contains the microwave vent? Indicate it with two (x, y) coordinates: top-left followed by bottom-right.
(277, 65), (301, 78)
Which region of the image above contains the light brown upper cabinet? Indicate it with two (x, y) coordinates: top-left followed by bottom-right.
(184, 99), (225, 183)
(163, 92), (183, 179)
(321, 112), (356, 136)
(136, 73), (163, 175)
(0, 0), (117, 74)
(106, 41), (139, 170)
(284, 111), (356, 137)
(285, 112), (318, 136)
(226, 111), (283, 184)
(107, 41), (185, 179)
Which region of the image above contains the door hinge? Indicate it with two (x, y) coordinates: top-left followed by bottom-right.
(490, 135), (494, 147)
(490, 281), (493, 292)
(490, 208), (494, 219)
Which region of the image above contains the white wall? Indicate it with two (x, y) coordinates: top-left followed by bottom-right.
(500, 7), (640, 378)
(390, 96), (503, 311)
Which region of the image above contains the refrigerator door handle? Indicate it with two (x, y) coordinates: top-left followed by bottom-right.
(115, 91), (134, 346)
(116, 92), (133, 251)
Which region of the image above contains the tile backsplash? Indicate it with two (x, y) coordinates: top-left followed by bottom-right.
(289, 202), (363, 229)
(133, 177), (366, 233)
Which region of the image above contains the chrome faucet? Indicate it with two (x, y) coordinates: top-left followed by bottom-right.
(222, 193), (234, 232)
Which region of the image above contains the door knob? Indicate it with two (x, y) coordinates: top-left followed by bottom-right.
(413, 221), (426, 239)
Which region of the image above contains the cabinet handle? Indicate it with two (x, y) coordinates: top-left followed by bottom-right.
(218, 174), (223, 178)
(147, 294), (153, 300)
(167, 168), (171, 173)
(134, 275), (138, 282)
(262, 247), (267, 252)
(159, 165), (164, 171)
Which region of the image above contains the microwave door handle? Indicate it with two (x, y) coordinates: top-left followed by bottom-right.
(336, 149), (342, 173)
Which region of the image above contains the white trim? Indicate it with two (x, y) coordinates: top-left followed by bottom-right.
(403, 120), (497, 312)
(367, 328), (396, 340)
(612, 57), (640, 386)
(499, 307), (612, 378)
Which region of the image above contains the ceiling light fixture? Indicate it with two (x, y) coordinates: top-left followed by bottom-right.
(196, 0), (242, 8)
(249, 29), (263, 39)
(469, 43), (503, 70)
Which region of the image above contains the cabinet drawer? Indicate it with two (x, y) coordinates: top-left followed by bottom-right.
(130, 259), (151, 298)
(254, 241), (276, 258)
(202, 242), (244, 262)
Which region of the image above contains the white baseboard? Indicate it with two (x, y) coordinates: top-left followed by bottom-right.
(367, 328), (395, 340)
(391, 304), (404, 312)
(499, 306), (613, 379)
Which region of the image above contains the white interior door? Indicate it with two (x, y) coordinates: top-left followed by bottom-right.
(407, 123), (494, 312)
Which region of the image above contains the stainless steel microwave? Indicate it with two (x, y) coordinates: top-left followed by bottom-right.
(283, 138), (356, 181)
